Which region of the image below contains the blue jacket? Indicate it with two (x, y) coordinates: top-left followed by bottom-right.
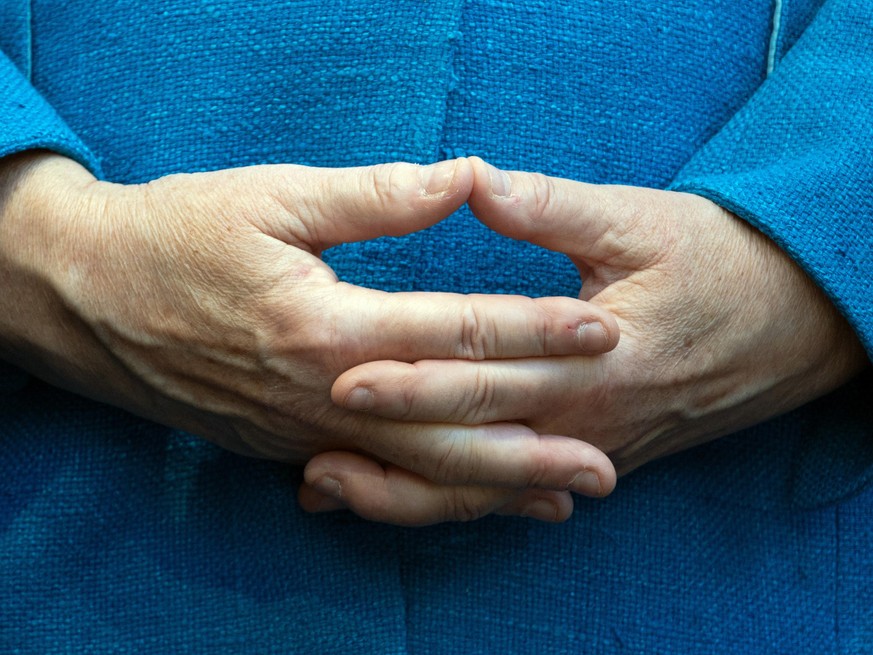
(1, 0), (871, 652)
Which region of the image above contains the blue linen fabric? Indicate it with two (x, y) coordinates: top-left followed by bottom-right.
(0, 0), (871, 652)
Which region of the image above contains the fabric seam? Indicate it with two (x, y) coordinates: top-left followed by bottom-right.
(435, 0), (467, 163)
(25, 0), (33, 80)
(766, 0), (784, 75)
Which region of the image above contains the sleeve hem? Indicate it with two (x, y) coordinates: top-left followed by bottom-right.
(669, 180), (873, 362)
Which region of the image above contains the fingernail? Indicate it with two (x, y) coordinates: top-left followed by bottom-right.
(344, 387), (374, 411)
(569, 471), (602, 497)
(576, 322), (609, 352)
(519, 498), (560, 522)
(311, 475), (343, 500)
(485, 162), (512, 197)
(420, 160), (458, 196)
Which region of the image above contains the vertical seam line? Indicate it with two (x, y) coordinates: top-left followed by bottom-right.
(434, 0), (467, 162)
(766, 0), (784, 76)
(25, 0), (33, 80)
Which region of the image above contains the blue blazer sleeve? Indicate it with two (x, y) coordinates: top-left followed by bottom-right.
(669, 0), (873, 358)
(0, 49), (101, 391)
(669, 0), (872, 507)
(0, 50), (99, 171)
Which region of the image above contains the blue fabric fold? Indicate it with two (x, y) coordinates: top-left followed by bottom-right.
(1, 0), (871, 651)
(0, 51), (100, 174)
(669, 0), (873, 507)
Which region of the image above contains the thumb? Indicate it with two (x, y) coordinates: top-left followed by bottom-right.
(260, 159), (473, 251)
(466, 157), (664, 275)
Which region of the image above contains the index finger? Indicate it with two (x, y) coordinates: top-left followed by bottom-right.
(334, 285), (620, 362)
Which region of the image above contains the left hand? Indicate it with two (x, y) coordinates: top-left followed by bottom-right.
(0, 154), (619, 527)
(308, 157), (867, 520)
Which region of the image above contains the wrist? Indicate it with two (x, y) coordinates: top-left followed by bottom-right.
(0, 151), (100, 371)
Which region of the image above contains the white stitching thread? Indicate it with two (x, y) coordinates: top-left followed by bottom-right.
(766, 0), (784, 76)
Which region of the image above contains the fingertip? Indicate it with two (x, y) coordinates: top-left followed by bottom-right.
(468, 156), (512, 200)
(587, 300), (622, 352)
(339, 386), (375, 412)
(330, 369), (359, 408)
(305, 452), (525, 527)
(467, 158), (538, 244)
(603, 311), (621, 351)
(302, 452), (393, 517)
(304, 451), (378, 485)
(291, 159), (477, 250)
(468, 159), (620, 265)
(418, 157), (473, 200)
(575, 321), (611, 353)
(361, 158), (473, 239)
(573, 300), (621, 354)
(332, 361), (414, 414)
(532, 437), (616, 499)
(592, 448), (618, 497)
(452, 156), (475, 199)
(572, 458), (617, 499)
(305, 454), (435, 526)
(527, 296), (619, 356)
(600, 462), (618, 497)
(298, 483), (346, 514)
(498, 490), (575, 523)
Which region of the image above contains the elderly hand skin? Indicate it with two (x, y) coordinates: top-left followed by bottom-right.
(0, 152), (621, 525)
(320, 156), (867, 518)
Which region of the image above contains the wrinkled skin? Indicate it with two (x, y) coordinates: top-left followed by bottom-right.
(316, 157), (868, 521)
(0, 153), (622, 526)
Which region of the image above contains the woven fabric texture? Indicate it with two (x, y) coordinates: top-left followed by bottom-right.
(0, 0), (871, 652)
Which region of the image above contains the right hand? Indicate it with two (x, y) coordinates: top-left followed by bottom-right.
(323, 159), (867, 504)
(0, 152), (619, 524)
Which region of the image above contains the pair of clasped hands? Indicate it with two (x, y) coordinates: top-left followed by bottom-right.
(0, 153), (863, 525)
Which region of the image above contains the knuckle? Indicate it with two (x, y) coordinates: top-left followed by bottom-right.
(451, 368), (495, 424)
(533, 302), (553, 355)
(257, 309), (336, 373)
(395, 375), (423, 421)
(429, 433), (477, 485)
(605, 190), (668, 266)
(365, 163), (408, 219)
(528, 172), (557, 222)
(523, 438), (565, 489)
(266, 185), (320, 245)
(445, 489), (487, 523)
(455, 301), (491, 360)
(430, 439), (459, 483)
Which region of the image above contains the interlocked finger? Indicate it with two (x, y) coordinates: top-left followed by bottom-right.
(351, 417), (615, 497)
(334, 288), (620, 363)
(299, 452), (577, 526)
(333, 357), (603, 424)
